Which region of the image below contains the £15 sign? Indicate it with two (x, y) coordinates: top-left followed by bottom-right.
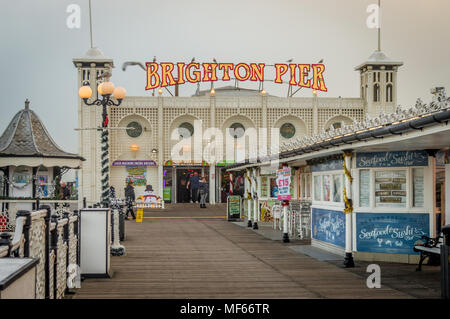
(276, 167), (291, 201)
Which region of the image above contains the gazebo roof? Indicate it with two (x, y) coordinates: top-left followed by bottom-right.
(0, 100), (84, 167)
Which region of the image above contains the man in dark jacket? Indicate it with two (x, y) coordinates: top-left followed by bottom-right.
(187, 171), (200, 203)
(124, 181), (136, 219)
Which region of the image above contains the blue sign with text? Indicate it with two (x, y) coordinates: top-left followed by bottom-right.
(356, 151), (428, 168)
(312, 208), (345, 247)
(312, 158), (344, 172)
(356, 213), (429, 254)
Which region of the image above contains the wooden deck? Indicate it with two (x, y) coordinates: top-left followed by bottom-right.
(73, 204), (412, 299)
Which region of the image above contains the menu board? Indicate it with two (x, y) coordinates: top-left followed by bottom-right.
(260, 176), (269, 198)
(375, 170), (406, 207)
(126, 166), (147, 186)
(413, 168), (424, 207)
(359, 170), (370, 207)
(227, 195), (242, 220)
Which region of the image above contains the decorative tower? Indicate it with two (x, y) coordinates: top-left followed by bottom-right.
(73, 47), (114, 206)
(355, 50), (403, 117)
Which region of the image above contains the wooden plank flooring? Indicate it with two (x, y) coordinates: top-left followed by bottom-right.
(73, 204), (412, 299)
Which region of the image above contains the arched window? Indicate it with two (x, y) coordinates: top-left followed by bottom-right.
(126, 121), (143, 138)
(373, 84), (380, 102)
(229, 123), (245, 138)
(386, 84), (393, 102)
(178, 122), (194, 139)
(280, 123), (296, 139)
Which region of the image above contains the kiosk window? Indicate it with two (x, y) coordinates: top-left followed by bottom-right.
(314, 175), (322, 201)
(306, 174), (311, 198)
(359, 170), (370, 207)
(375, 170), (407, 207)
(323, 175), (331, 201)
(413, 168), (424, 207)
(332, 174), (342, 202)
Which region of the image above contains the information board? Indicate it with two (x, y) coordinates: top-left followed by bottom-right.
(126, 166), (147, 186)
(356, 213), (429, 254)
(163, 187), (171, 202)
(227, 195), (242, 221)
(276, 167), (291, 201)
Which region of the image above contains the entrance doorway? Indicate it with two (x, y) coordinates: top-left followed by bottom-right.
(175, 167), (209, 203)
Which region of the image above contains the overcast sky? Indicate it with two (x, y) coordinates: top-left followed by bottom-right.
(0, 0), (449, 153)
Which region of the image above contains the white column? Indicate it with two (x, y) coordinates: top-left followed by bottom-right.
(252, 168), (259, 227)
(445, 164), (450, 226)
(343, 152), (354, 267)
(245, 169), (252, 226)
(158, 165), (163, 199)
(158, 95), (164, 198)
(209, 165), (215, 204)
(283, 204), (288, 235)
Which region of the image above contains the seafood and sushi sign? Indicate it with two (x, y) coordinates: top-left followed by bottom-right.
(312, 208), (345, 247)
(356, 213), (429, 254)
(356, 151), (428, 168)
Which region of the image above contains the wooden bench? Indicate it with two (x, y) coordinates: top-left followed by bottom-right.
(413, 234), (443, 271)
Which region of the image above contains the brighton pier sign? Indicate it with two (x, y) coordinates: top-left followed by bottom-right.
(145, 62), (328, 92)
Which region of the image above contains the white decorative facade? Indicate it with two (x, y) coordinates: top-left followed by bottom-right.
(74, 48), (402, 206)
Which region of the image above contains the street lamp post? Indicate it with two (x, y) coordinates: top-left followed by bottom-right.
(78, 81), (126, 207)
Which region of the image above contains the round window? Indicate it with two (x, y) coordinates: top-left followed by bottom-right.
(178, 122), (194, 138)
(229, 123), (245, 138)
(126, 121), (143, 138)
(280, 123), (296, 139)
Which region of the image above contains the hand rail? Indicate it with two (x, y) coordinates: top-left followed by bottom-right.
(0, 206), (81, 299)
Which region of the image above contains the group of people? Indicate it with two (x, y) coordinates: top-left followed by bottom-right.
(178, 171), (209, 208)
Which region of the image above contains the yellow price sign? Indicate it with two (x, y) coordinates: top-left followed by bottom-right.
(136, 208), (143, 223)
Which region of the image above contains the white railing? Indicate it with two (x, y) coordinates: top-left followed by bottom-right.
(0, 206), (80, 299)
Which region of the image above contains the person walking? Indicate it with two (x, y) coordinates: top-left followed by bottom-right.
(198, 176), (209, 208)
(187, 171), (200, 203)
(124, 181), (136, 219)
